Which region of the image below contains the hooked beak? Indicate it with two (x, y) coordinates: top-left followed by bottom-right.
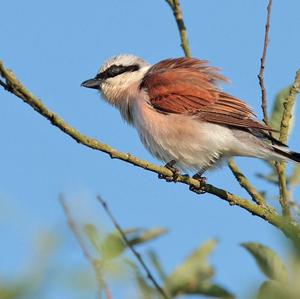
(81, 78), (102, 89)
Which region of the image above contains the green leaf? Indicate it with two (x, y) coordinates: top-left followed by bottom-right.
(84, 224), (125, 259)
(127, 227), (168, 246)
(176, 282), (235, 298)
(101, 233), (125, 259)
(165, 239), (234, 297)
(84, 224), (103, 253)
(199, 284), (234, 299)
(257, 280), (295, 299)
(85, 225), (167, 260)
(241, 242), (288, 282)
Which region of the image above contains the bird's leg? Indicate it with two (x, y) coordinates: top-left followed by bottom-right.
(189, 155), (223, 194)
(158, 160), (180, 182)
(189, 170), (207, 194)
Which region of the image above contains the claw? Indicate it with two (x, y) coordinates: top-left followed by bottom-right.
(189, 173), (207, 194)
(158, 160), (180, 182)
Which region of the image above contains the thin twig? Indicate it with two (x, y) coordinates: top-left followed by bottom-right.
(228, 160), (265, 205)
(59, 195), (113, 299)
(276, 70), (300, 217)
(165, 0), (191, 57)
(1, 61), (300, 248)
(96, 195), (169, 299)
(258, 0), (273, 125)
(276, 162), (290, 217)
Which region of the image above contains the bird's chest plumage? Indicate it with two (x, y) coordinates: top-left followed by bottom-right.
(131, 98), (230, 172)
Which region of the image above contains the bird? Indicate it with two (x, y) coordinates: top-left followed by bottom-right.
(81, 54), (300, 193)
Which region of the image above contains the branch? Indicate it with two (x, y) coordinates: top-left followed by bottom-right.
(165, 0), (191, 58)
(228, 160), (265, 205)
(276, 70), (300, 217)
(279, 70), (300, 144)
(59, 195), (113, 299)
(258, 0), (273, 125)
(1, 60), (300, 249)
(96, 196), (169, 299)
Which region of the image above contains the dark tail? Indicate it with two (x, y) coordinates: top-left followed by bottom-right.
(273, 146), (300, 163)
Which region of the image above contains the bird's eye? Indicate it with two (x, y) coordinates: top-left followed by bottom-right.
(108, 66), (122, 76)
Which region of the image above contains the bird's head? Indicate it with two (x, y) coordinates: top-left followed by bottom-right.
(81, 54), (150, 107)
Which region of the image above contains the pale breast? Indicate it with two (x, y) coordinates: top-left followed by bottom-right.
(131, 94), (235, 172)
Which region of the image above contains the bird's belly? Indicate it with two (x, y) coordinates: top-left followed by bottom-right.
(133, 105), (233, 172)
(138, 126), (218, 172)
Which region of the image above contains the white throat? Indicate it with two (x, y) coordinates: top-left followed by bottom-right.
(100, 65), (150, 123)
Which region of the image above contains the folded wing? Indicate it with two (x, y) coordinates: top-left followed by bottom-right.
(140, 57), (275, 131)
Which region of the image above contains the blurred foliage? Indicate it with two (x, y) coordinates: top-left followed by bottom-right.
(165, 240), (233, 298)
(147, 249), (168, 282)
(131, 239), (234, 298)
(83, 222), (233, 298)
(241, 243), (288, 283)
(0, 232), (59, 299)
(4, 208), (300, 299)
(242, 242), (300, 299)
(0, 282), (26, 299)
(85, 224), (168, 261)
(2, 208), (234, 299)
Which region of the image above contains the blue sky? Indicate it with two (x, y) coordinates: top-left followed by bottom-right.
(1, 1), (300, 298)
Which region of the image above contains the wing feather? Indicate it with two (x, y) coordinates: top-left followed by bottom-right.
(140, 58), (275, 132)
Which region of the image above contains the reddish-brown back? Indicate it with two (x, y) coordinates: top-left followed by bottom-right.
(141, 58), (275, 131)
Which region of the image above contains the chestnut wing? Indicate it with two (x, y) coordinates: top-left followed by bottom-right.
(141, 58), (274, 131)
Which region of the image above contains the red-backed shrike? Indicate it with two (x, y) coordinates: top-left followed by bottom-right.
(81, 55), (299, 190)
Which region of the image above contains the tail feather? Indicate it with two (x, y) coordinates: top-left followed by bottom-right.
(272, 146), (300, 163)
(260, 131), (288, 147)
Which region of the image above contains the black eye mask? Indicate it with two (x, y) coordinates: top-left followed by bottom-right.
(96, 64), (140, 80)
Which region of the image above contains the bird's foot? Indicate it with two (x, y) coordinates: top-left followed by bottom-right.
(158, 160), (180, 182)
(189, 173), (207, 194)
